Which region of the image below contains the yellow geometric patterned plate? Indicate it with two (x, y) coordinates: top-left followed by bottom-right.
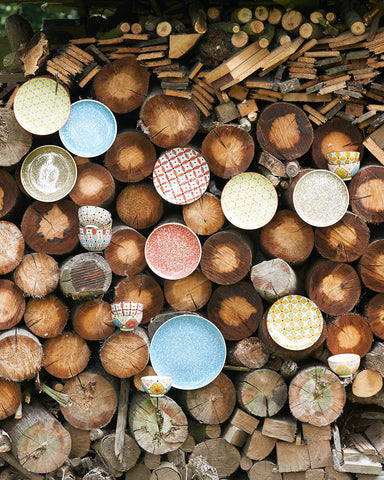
(266, 295), (324, 351)
(13, 77), (71, 136)
(221, 172), (278, 230)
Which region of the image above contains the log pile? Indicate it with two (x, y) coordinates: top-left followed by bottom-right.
(2, 2), (384, 480)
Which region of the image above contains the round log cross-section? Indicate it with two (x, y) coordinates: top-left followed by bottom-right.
(0, 171), (20, 219)
(182, 193), (225, 236)
(0, 378), (21, 420)
(72, 300), (115, 341)
(366, 293), (384, 340)
(349, 166), (384, 224)
(164, 271), (212, 312)
(14, 253), (59, 298)
(360, 240), (384, 292)
(0, 108), (32, 167)
(0, 221), (24, 275)
(256, 102), (313, 161)
(326, 313), (373, 357)
(69, 163), (115, 207)
(190, 438), (241, 478)
(0, 279), (25, 330)
(24, 294), (68, 338)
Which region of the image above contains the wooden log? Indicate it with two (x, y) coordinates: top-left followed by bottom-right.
(169, 33), (202, 59)
(144, 452), (161, 470)
(14, 253), (59, 298)
(0, 172), (20, 220)
(299, 23), (324, 40)
(243, 429), (276, 461)
(200, 230), (253, 285)
(201, 125), (255, 178)
(100, 329), (149, 378)
(60, 369), (118, 429)
(248, 460), (282, 480)
(21, 200), (79, 255)
(282, 10), (305, 35)
(139, 94), (200, 148)
(93, 56), (150, 114)
(190, 438), (240, 478)
(314, 212), (370, 263)
(69, 163), (115, 208)
(0, 378), (21, 420)
(126, 464), (151, 480)
(164, 271), (212, 311)
(0, 328), (42, 381)
(24, 294), (68, 338)
(260, 210), (314, 266)
(150, 462), (183, 480)
(182, 193), (225, 236)
(307, 260), (361, 316)
(256, 102), (314, 161)
(116, 182), (165, 230)
(289, 366), (346, 426)
(114, 274), (164, 325)
(59, 253), (112, 301)
(104, 131), (157, 183)
(349, 166), (384, 224)
(72, 300), (115, 341)
(352, 370), (383, 398)
(237, 369), (287, 417)
(94, 433), (140, 473)
(0, 108), (32, 167)
(363, 342), (384, 377)
(207, 281), (263, 340)
(63, 423), (90, 459)
(262, 416), (297, 443)
(0, 279), (25, 331)
(104, 225), (146, 276)
(2, 401), (71, 474)
(326, 313), (373, 357)
(223, 425), (248, 447)
(0, 222), (23, 275)
(338, 1), (365, 36)
(180, 373), (236, 424)
(43, 332), (90, 379)
(360, 239), (384, 292)
(227, 336), (269, 369)
(129, 393), (188, 455)
(366, 293), (384, 340)
(276, 442), (311, 472)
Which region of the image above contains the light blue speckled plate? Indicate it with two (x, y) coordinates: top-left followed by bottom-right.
(59, 99), (117, 158)
(150, 314), (226, 390)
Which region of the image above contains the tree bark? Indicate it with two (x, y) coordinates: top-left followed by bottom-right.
(0, 279), (25, 330)
(182, 193), (225, 236)
(0, 378), (21, 420)
(366, 293), (384, 340)
(164, 271), (212, 312)
(190, 438), (240, 478)
(14, 253), (59, 298)
(227, 337), (269, 369)
(0, 108), (32, 167)
(69, 163), (115, 208)
(326, 313), (373, 357)
(349, 167), (384, 224)
(72, 300), (115, 341)
(360, 239), (384, 292)
(24, 294), (68, 338)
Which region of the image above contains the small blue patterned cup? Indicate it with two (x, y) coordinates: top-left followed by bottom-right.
(79, 227), (112, 252)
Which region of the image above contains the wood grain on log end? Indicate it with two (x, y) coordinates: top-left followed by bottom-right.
(24, 294), (68, 338)
(0, 279), (25, 330)
(327, 313), (373, 357)
(69, 162), (115, 207)
(14, 253), (59, 298)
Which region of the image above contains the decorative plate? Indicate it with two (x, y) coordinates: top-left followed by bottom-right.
(153, 147), (210, 205)
(59, 99), (117, 157)
(266, 295), (324, 351)
(221, 172), (278, 229)
(150, 314), (226, 390)
(293, 170), (349, 227)
(20, 146), (77, 202)
(13, 77), (71, 136)
(145, 223), (201, 280)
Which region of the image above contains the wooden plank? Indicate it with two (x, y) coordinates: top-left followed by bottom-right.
(262, 417), (297, 443)
(276, 442), (310, 473)
(282, 93), (332, 102)
(307, 441), (333, 469)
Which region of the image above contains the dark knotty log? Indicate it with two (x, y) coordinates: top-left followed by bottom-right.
(21, 200), (79, 255)
(164, 271), (212, 311)
(311, 118), (363, 169)
(0, 172), (20, 220)
(0, 328), (42, 381)
(129, 393), (188, 455)
(0, 222), (24, 275)
(180, 373), (236, 424)
(100, 329), (149, 378)
(72, 300), (115, 341)
(307, 260), (361, 316)
(227, 337), (269, 369)
(182, 193), (225, 236)
(360, 240), (384, 292)
(2, 401), (71, 473)
(93, 56), (150, 114)
(0, 378), (21, 420)
(94, 433), (140, 473)
(201, 125), (255, 178)
(366, 294), (384, 340)
(256, 102), (314, 161)
(190, 438), (240, 478)
(104, 225), (146, 277)
(200, 230), (253, 285)
(207, 281), (263, 340)
(24, 294), (68, 338)
(59, 253), (112, 301)
(289, 366), (346, 426)
(260, 210), (314, 266)
(0, 108), (32, 167)
(326, 313), (373, 357)
(14, 253), (59, 298)
(0, 279), (25, 330)
(60, 369), (118, 429)
(237, 369), (287, 417)
(139, 94), (200, 148)
(69, 163), (115, 207)
(314, 212), (370, 263)
(116, 182), (165, 230)
(43, 332), (91, 379)
(63, 423), (91, 459)
(104, 131), (157, 183)
(349, 166), (384, 224)
(114, 274), (164, 325)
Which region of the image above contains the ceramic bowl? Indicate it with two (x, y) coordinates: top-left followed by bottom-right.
(111, 301), (144, 331)
(327, 151), (360, 181)
(141, 375), (173, 397)
(328, 353), (360, 378)
(79, 227), (112, 252)
(78, 206), (112, 229)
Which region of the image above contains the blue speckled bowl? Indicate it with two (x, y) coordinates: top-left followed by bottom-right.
(59, 99), (117, 157)
(149, 314), (226, 390)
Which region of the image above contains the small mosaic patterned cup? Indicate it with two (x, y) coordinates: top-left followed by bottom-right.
(78, 206), (112, 229)
(111, 301), (144, 331)
(79, 227), (112, 252)
(141, 375), (172, 397)
(326, 151), (360, 181)
(328, 353), (360, 378)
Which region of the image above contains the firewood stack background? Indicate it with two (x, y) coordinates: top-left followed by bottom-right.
(3, 0), (384, 479)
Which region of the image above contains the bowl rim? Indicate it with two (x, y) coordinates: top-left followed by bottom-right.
(328, 353), (360, 363)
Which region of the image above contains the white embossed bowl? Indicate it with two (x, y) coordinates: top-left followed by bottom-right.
(328, 353), (360, 378)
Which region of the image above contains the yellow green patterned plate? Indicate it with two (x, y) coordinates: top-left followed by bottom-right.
(221, 172), (278, 230)
(267, 295), (324, 351)
(13, 77), (71, 136)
